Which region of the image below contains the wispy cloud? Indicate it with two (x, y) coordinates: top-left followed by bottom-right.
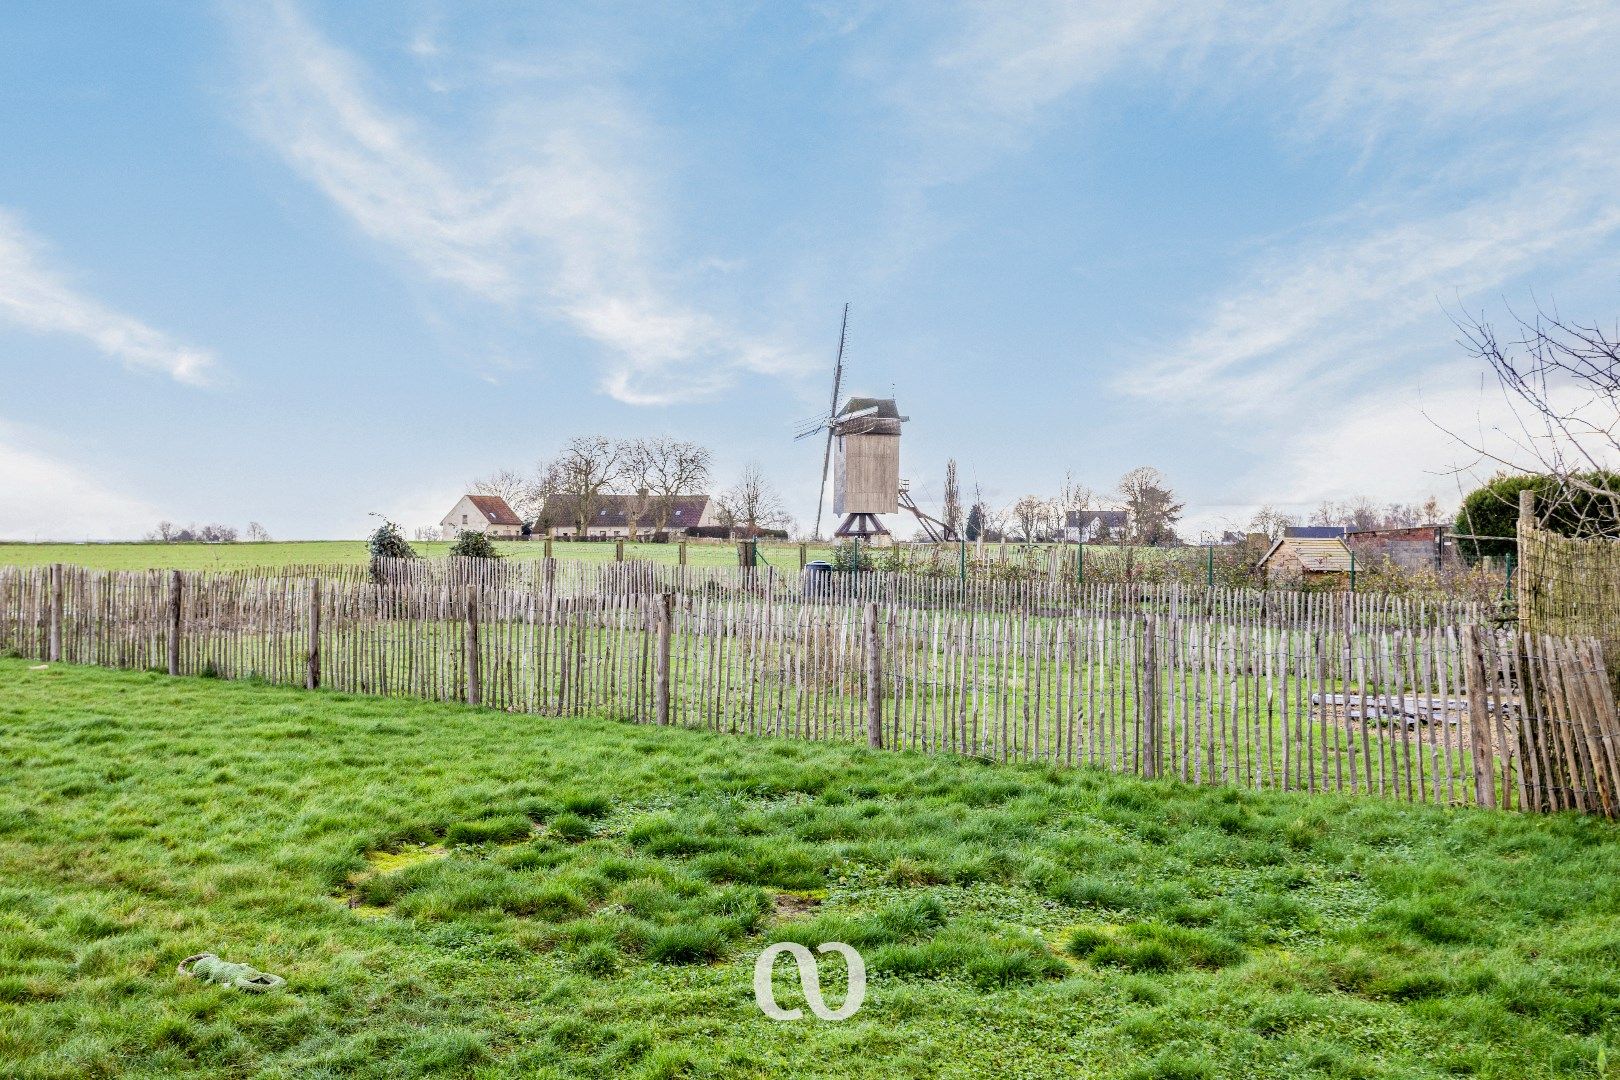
(892, 0), (1620, 521)
(0, 422), (160, 540)
(0, 210), (215, 384)
(230, 0), (805, 406)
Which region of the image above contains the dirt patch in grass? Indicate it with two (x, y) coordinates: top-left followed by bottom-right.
(772, 891), (823, 919)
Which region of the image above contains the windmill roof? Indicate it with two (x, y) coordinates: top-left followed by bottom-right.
(834, 396), (906, 435)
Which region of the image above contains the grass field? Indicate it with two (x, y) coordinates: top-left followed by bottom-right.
(4, 662), (1619, 1077)
(0, 540), (834, 573)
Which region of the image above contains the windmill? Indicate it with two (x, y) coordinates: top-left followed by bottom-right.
(795, 306), (912, 541)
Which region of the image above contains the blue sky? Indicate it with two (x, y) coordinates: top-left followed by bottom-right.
(4, 1), (1619, 541)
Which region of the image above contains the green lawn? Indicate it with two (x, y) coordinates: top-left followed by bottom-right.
(3, 661), (1619, 1078)
(0, 540), (832, 573)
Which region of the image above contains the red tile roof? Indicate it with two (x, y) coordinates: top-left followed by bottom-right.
(464, 494), (523, 526)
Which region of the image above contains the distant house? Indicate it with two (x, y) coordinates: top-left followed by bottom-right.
(538, 493), (718, 539)
(1347, 524), (1454, 573)
(440, 494), (524, 540)
(1063, 509), (1129, 543)
(1257, 536), (1354, 583)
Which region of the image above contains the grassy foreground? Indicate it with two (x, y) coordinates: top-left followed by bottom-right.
(2, 663), (1619, 1078)
(0, 540), (830, 573)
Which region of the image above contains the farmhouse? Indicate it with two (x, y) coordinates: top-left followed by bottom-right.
(1257, 536), (1353, 584)
(1064, 508), (1129, 542)
(538, 493), (718, 539)
(439, 494), (524, 540)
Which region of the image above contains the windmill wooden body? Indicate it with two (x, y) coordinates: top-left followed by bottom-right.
(831, 397), (906, 538)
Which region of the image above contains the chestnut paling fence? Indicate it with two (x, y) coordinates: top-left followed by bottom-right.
(3, 563), (1617, 817)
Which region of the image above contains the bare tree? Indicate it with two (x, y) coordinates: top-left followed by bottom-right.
(470, 468), (545, 522)
(1009, 495), (1056, 542)
(941, 459), (963, 540)
(147, 520), (177, 542)
(627, 437), (712, 540)
(548, 436), (627, 537)
(244, 521), (271, 542)
(717, 463), (791, 537)
(1246, 505), (1295, 540)
(1450, 300), (1620, 534)
(1117, 467), (1184, 546)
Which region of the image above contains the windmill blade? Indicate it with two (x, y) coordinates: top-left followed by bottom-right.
(813, 303), (849, 541)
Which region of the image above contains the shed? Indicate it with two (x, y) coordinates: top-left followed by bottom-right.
(1257, 536), (1353, 583)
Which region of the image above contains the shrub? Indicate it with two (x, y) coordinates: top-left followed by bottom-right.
(367, 519), (417, 561)
(1455, 471), (1620, 560)
(449, 530), (502, 559)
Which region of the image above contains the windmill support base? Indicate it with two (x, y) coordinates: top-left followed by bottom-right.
(834, 513), (890, 539)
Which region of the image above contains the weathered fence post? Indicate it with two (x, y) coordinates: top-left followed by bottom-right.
(1517, 489), (1536, 629)
(678, 541), (688, 567)
(464, 583), (481, 707)
(798, 542), (808, 569)
(167, 570), (182, 676)
(615, 539), (625, 562)
(865, 602), (883, 749)
(543, 536), (553, 559)
(655, 591), (673, 725)
(47, 563), (62, 663)
(1462, 625), (1497, 809)
(1141, 614), (1160, 778)
(306, 577), (321, 690)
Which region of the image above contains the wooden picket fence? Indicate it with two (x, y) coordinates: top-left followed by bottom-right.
(3, 563), (1615, 816)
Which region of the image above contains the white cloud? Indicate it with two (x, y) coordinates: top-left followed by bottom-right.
(0, 425), (161, 540)
(897, 1), (1620, 518)
(0, 211), (215, 384)
(231, 0), (806, 405)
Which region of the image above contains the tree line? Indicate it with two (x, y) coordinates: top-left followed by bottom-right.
(456, 436), (795, 541)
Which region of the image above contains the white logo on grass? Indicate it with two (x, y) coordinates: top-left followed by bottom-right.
(753, 942), (865, 1021)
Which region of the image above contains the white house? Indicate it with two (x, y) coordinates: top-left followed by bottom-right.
(538, 493), (717, 539)
(440, 494), (524, 540)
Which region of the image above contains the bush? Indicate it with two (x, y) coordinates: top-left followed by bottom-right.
(1455, 471), (1620, 560)
(368, 519), (417, 567)
(449, 529), (503, 559)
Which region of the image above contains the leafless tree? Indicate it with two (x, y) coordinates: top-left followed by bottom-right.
(1246, 505), (1295, 540)
(548, 436), (628, 537)
(941, 459), (963, 540)
(470, 468), (545, 522)
(717, 463), (791, 537)
(244, 521), (271, 542)
(146, 520), (177, 542)
(1449, 299), (1620, 533)
(1009, 495), (1058, 542)
(627, 437), (712, 540)
(412, 525), (440, 541)
(1117, 467), (1184, 545)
